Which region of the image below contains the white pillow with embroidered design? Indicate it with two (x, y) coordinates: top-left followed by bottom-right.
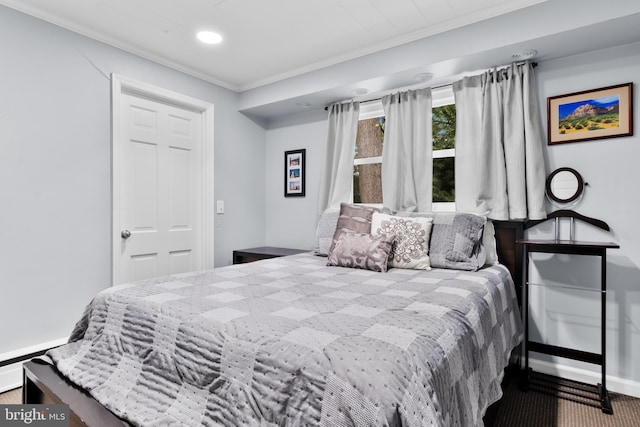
(371, 212), (433, 270)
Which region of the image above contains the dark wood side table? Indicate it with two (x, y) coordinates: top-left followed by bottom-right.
(517, 238), (619, 414)
(232, 246), (308, 264)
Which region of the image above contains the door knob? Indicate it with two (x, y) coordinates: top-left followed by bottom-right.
(121, 230), (132, 239)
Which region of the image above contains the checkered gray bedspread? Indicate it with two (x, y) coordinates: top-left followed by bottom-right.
(48, 253), (522, 426)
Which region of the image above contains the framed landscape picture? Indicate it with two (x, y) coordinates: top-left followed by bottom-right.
(284, 149), (305, 197)
(547, 82), (633, 145)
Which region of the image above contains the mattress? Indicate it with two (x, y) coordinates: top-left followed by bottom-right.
(48, 252), (522, 426)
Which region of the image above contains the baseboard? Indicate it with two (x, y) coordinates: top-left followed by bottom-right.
(0, 338), (68, 393)
(0, 364), (23, 394)
(529, 358), (640, 398)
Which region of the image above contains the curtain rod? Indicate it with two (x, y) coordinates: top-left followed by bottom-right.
(324, 61), (537, 111)
(330, 83), (449, 110)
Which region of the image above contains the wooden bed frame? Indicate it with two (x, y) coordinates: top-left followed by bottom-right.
(22, 221), (524, 427)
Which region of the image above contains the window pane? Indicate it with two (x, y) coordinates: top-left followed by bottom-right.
(433, 157), (455, 202)
(354, 116), (384, 203)
(355, 117), (384, 159)
(433, 102), (455, 203)
(353, 163), (382, 204)
(433, 104), (456, 150)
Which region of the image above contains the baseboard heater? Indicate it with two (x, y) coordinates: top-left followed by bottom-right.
(0, 339), (68, 393)
(0, 348), (53, 369)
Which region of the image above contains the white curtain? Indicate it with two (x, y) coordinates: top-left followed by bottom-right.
(317, 101), (360, 213)
(453, 62), (546, 220)
(381, 88), (432, 212)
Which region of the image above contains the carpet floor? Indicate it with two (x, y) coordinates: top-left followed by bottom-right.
(0, 387), (21, 405)
(494, 374), (640, 427)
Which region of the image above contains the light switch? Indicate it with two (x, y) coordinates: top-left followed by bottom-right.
(216, 200), (224, 214)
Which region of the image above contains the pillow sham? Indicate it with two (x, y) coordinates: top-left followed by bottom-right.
(371, 212), (433, 270)
(312, 208), (340, 256)
(326, 231), (395, 273)
(329, 203), (379, 254)
(429, 212), (486, 271)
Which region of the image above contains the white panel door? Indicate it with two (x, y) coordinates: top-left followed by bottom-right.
(117, 93), (202, 283)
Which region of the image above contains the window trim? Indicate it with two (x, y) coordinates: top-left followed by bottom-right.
(353, 156), (382, 166)
(433, 148), (455, 159)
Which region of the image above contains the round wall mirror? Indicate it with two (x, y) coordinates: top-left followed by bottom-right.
(546, 167), (584, 204)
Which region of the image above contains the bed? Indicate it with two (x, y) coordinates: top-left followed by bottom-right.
(23, 211), (524, 427)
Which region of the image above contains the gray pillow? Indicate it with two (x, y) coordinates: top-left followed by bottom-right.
(329, 203), (379, 254)
(327, 231), (395, 272)
(429, 213), (486, 271)
(312, 208), (340, 256)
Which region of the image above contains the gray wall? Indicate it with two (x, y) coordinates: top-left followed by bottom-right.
(263, 42), (640, 387)
(265, 110), (327, 250)
(528, 42), (640, 387)
(0, 5), (266, 353)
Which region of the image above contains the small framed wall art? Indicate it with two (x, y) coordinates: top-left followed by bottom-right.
(284, 149), (305, 197)
(547, 82), (633, 145)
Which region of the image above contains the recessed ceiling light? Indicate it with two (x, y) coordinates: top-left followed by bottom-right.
(415, 72), (434, 82)
(512, 49), (537, 60)
(353, 88), (370, 96)
(296, 102), (311, 109)
(197, 31), (223, 44)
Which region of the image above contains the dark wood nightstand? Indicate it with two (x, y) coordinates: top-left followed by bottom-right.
(232, 246), (308, 264)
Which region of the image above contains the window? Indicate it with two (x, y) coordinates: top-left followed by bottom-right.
(352, 86), (456, 211)
(353, 113), (384, 204)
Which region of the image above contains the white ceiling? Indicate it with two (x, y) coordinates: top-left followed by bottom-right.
(0, 0), (546, 91)
(3, 0), (640, 123)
